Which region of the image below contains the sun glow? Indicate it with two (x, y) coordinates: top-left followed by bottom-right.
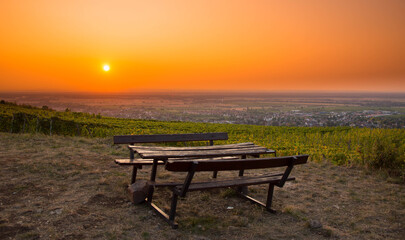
(0, 1), (404, 92)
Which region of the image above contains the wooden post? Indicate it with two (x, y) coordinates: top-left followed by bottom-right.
(266, 184), (275, 213)
(210, 140), (218, 178)
(131, 166), (138, 184)
(238, 155), (248, 194)
(169, 192), (179, 222)
(150, 159), (160, 181)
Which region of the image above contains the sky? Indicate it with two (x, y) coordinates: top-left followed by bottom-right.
(0, 0), (404, 93)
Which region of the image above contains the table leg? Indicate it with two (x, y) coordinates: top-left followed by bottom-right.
(131, 166), (138, 184)
(150, 159), (158, 181)
(238, 155), (248, 194)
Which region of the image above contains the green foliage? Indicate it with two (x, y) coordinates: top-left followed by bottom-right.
(358, 132), (404, 178)
(1, 101), (404, 180)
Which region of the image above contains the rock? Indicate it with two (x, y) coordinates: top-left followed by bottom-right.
(309, 219), (322, 229)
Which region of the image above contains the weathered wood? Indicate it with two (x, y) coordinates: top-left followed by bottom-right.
(138, 146), (269, 159)
(165, 156), (241, 161)
(178, 161), (198, 197)
(182, 175), (295, 192)
(237, 191), (276, 213)
(144, 153), (308, 228)
(114, 132), (228, 144)
(131, 165), (138, 184)
(115, 159), (165, 166)
(127, 180), (151, 204)
(113, 131), (292, 229)
(166, 155), (309, 172)
(136, 145), (265, 154)
(150, 159), (161, 181)
(266, 183), (275, 211)
(115, 156), (241, 166)
(128, 142), (255, 151)
(147, 202), (178, 229)
(153, 172), (285, 188)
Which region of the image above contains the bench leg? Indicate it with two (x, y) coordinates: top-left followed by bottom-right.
(131, 166), (138, 184)
(150, 159), (158, 181)
(236, 184), (276, 214)
(237, 170), (248, 194)
(146, 189), (179, 229)
(212, 171), (218, 178)
(265, 184), (276, 213)
(147, 202), (179, 229)
(169, 192), (179, 222)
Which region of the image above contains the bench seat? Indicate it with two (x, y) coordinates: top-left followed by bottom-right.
(146, 155), (308, 228)
(184, 174), (295, 192)
(153, 172), (289, 188)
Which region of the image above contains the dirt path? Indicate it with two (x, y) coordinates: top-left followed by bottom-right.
(0, 133), (403, 239)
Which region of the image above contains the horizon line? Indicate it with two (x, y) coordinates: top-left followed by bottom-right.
(1, 89), (405, 95)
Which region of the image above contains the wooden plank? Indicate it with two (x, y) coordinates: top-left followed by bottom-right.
(166, 155), (309, 172)
(114, 159), (165, 165)
(138, 146), (269, 159)
(114, 132), (228, 144)
(134, 144), (262, 154)
(185, 175), (295, 192)
(168, 156), (241, 161)
(153, 172), (285, 187)
(115, 156), (241, 165)
(129, 142), (255, 151)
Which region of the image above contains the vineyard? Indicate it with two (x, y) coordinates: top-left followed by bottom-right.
(1, 101), (404, 180)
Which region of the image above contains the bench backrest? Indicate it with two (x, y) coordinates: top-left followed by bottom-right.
(113, 132), (228, 144)
(165, 155), (309, 172)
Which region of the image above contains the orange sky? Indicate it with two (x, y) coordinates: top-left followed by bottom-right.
(0, 0), (404, 93)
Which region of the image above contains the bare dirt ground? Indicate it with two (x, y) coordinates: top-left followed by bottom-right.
(0, 133), (404, 240)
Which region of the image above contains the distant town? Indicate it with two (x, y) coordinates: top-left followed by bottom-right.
(113, 107), (404, 129)
(1, 92), (404, 128)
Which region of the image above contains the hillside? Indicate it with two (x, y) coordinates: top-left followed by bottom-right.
(1, 101), (404, 180)
(0, 133), (404, 239)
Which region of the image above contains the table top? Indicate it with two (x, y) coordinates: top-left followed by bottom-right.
(129, 142), (275, 159)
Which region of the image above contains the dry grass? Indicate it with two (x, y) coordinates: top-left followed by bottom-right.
(0, 133), (404, 239)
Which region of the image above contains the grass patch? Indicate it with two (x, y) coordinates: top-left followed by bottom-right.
(1, 132), (404, 239)
(220, 188), (238, 198)
(180, 216), (219, 232)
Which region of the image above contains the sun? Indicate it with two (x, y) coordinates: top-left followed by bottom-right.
(103, 64), (110, 72)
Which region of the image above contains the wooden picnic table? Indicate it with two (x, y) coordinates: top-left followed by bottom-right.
(113, 133), (308, 228)
(127, 142), (276, 182)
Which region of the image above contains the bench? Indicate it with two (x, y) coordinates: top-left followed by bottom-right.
(148, 155), (309, 228)
(114, 133), (229, 183)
